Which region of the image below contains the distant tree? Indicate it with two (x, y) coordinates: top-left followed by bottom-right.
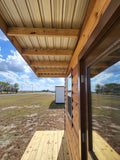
(4, 82), (10, 94)
(0, 82), (20, 94)
(104, 83), (120, 95)
(0, 81), (3, 93)
(95, 84), (101, 94)
(101, 85), (104, 94)
(9, 84), (14, 93)
(14, 83), (19, 93)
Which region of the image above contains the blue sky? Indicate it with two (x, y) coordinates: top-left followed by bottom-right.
(0, 30), (64, 91)
(91, 61), (120, 91)
(0, 29), (119, 91)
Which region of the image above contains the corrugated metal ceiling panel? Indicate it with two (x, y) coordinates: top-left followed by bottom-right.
(0, 0), (89, 76)
(16, 36), (77, 50)
(0, 0), (89, 28)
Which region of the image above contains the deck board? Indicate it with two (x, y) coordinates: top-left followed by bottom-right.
(21, 130), (70, 160)
(93, 131), (120, 160)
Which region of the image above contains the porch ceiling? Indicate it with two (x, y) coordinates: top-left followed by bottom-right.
(0, 0), (89, 77)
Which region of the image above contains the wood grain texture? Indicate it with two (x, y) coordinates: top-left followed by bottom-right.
(38, 74), (66, 77)
(36, 68), (67, 74)
(68, 0), (111, 73)
(22, 49), (73, 56)
(7, 27), (80, 38)
(93, 131), (120, 160)
(65, 64), (80, 160)
(21, 130), (70, 160)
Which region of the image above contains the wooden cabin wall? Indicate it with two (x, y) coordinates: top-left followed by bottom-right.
(65, 64), (80, 160)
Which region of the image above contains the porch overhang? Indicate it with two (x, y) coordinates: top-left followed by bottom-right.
(0, 0), (112, 78)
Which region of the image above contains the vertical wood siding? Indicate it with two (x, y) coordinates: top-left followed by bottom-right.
(65, 64), (80, 160)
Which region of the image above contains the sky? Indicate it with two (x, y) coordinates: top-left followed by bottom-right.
(0, 29), (120, 91)
(91, 61), (120, 91)
(0, 30), (64, 91)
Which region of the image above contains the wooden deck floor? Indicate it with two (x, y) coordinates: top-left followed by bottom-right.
(21, 130), (70, 160)
(93, 131), (120, 160)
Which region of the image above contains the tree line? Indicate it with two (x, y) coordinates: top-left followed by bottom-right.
(95, 83), (120, 95)
(0, 81), (19, 94)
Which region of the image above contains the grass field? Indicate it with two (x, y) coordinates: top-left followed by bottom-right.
(0, 94), (64, 160)
(92, 94), (120, 154)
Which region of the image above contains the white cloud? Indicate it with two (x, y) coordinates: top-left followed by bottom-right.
(0, 70), (61, 91)
(106, 61), (120, 73)
(91, 72), (113, 86)
(47, 78), (55, 83)
(58, 78), (65, 85)
(0, 50), (31, 73)
(91, 61), (120, 91)
(115, 74), (120, 78)
(0, 71), (19, 84)
(0, 30), (9, 41)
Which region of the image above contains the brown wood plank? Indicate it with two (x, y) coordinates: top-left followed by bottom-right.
(36, 68), (67, 74)
(72, 93), (79, 103)
(38, 74), (66, 78)
(72, 84), (78, 93)
(46, 131), (54, 160)
(28, 132), (43, 160)
(68, 0), (111, 72)
(93, 131), (120, 160)
(21, 130), (70, 160)
(7, 27), (79, 38)
(40, 131), (50, 160)
(22, 49), (73, 56)
(21, 131), (41, 160)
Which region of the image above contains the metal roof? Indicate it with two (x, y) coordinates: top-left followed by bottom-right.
(0, 0), (89, 77)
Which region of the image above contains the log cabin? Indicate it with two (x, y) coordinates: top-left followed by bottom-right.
(0, 0), (120, 159)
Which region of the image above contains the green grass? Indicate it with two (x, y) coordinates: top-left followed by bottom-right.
(92, 94), (120, 154)
(0, 94), (54, 107)
(0, 93), (65, 160)
(92, 94), (120, 124)
(0, 94), (64, 120)
(92, 94), (120, 107)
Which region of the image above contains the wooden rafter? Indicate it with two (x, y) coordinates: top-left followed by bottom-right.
(91, 62), (108, 68)
(38, 74), (66, 77)
(31, 61), (69, 67)
(22, 49), (73, 56)
(7, 27), (79, 38)
(68, 0), (111, 73)
(108, 52), (120, 58)
(36, 68), (67, 74)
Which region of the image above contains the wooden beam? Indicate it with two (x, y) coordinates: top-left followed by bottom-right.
(91, 62), (109, 68)
(108, 52), (120, 58)
(0, 14), (7, 33)
(22, 49), (73, 56)
(38, 74), (66, 77)
(68, 0), (111, 73)
(36, 68), (67, 74)
(90, 69), (102, 75)
(79, 0), (120, 67)
(30, 61), (69, 67)
(7, 27), (79, 38)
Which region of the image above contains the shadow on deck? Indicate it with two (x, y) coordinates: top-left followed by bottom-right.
(49, 100), (64, 109)
(21, 130), (70, 160)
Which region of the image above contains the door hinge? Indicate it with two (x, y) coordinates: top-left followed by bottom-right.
(81, 75), (84, 83)
(82, 133), (85, 143)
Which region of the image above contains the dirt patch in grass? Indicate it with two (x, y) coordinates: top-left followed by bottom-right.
(92, 94), (120, 154)
(0, 94), (64, 160)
